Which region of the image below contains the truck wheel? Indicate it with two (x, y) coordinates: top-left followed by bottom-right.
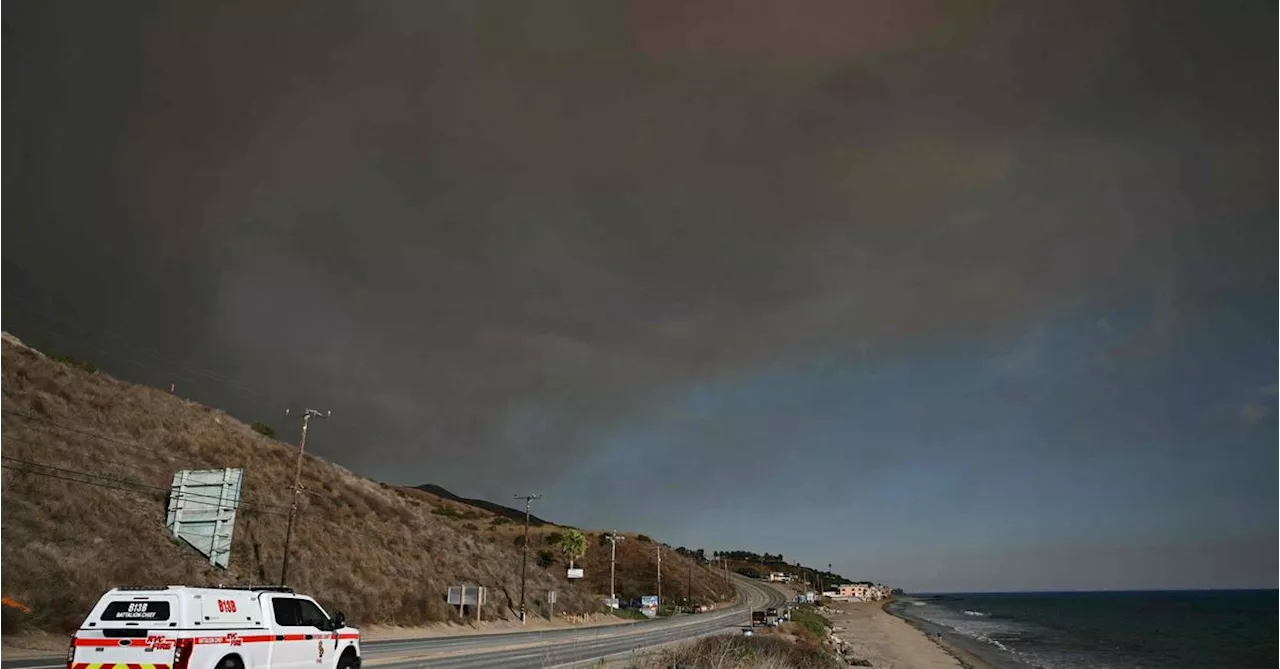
(217, 656), (244, 669)
(337, 651), (358, 669)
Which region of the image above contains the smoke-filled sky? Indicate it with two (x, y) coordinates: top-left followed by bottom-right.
(4, 0), (1275, 592)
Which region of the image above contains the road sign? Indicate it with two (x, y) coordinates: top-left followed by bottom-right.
(166, 468), (243, 569)
(547, 591), (557, 604)
(567, 568), (584, 579)
(447, 586), (487, 606)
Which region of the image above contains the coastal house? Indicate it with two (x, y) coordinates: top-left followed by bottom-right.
(834, 583), (893, 601)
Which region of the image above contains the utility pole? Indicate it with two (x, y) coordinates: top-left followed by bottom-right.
(606, 531), (625, 606)
(280, 408), (329, 586)
(656, 544), (662, 609)
(515, 494), (542, 623)
(687, 561), (692, 605)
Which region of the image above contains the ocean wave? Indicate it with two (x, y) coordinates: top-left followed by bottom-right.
(962, 610), (989, 617)
(976, 635), (1011, 652)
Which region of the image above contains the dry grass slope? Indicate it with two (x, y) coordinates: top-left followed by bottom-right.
(0, 337), (730, 634)
(631, 634), (842, 669)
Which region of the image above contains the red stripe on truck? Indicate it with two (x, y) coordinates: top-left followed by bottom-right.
(73, 633), (353, 649)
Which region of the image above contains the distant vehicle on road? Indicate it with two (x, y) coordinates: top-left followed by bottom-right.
(751, 610), (766, 626)
(67, 585), (361, 669)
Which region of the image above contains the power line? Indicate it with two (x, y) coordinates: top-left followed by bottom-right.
(1, 463), (176, 500)
(0, 461), (282, 512)
(0, 424), (399, 539)
(2, 448), (423, 545)
(1, 460), (293, 518)
(3, 408), (338, 487)
(0, 454), (292, 512)
(1, 412), (447, 553)
(1, 453), (173, 489)
(1, 464), (294, 522)
(0, 464), (407, 547)
(0, 433), (292, 511)
(1, 410), (298, 503)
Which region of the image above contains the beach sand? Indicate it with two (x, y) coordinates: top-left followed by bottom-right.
(827, 601), (994, 669)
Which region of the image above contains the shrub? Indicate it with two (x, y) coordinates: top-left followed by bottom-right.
(50, 355), (97, 374)
(545, 531), (564, 545)
(1, 610), (28, 635)
(789, 606), (832, 639)
(636, 534), (652, 543)
(637, 635), (841, 669)
(251, 422), (276, 439)
(536, 549), (554, 567)
(612, 608), (648, 620)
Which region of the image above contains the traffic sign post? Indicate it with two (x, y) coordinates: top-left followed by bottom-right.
(448, 586), (487, 621)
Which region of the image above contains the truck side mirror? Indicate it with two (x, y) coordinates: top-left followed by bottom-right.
(331, 612), (346, 630)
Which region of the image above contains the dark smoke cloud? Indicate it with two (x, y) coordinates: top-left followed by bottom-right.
(4, 0), (1274, 519)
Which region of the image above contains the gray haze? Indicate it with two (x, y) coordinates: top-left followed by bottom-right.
(5, 1), (1275, 590)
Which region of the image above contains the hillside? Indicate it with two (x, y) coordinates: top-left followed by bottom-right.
(718, 552), (856, 590)
(0, 335), (733, 635)
(413, 483), (554, 526)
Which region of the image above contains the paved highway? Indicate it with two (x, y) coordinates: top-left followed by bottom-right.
(363, 576), (789, 669)
(2, 577), (790, 669)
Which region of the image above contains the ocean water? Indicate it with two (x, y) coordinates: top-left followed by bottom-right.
(888, 590), (1277, 669)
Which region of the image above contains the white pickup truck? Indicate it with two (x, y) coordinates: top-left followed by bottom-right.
(67, 586), (360, 669)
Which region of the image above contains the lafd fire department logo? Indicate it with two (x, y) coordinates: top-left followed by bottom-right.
(145, 635), (174, 651)
(226, 633), (242, 647)
(317, 640), (325, 662)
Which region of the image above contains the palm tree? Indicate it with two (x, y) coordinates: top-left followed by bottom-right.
(560, 529), (588, 570)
